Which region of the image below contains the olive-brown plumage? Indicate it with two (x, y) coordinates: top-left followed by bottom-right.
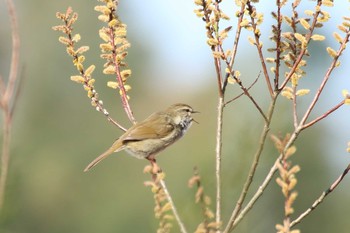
(84, 103), (197, 171)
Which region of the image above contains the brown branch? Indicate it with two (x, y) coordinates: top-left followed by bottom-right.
(0, 0), (20, 211)
(246, 1), (273, 98)
(223, 96), (277, 233)
(233, 76), (267, 122)
(108, 26), (136, 124)
(301, 100), (344, 130)
(0, 111), (11, 211)
(215, 96), (224, 230)
(3, 0), (20, 104)
(279, 1), (322, 90)
(9, 67), (25, 119)
(290, 163), (350, 228)
(292, 86), (298, 129)
(159, 179), (188, 233)
(225, 129), (301, 232)
(273, 0), (282, 90)
(227, 3), (245, 75)
(224, 72), (260, 106)
(298, 32), (349, 127)
(221, 53), (267, 121)
(145, 162), (188, 233)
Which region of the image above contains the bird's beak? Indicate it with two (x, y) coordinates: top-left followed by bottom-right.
(192, 118), (199, 124)
(191, 110), (199, 124)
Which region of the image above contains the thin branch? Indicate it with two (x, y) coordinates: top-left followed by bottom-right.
(301, 100), (344, 130)
(226, 130), (301, 232)
(3, 0), (20, 104)
(159, 179), (188, 233)
(0, 0), (20, 211)
(215, 97), (224, 231)
(222, 57), (267, 122)
(224, 72), (260, 106)
(233, 76), (267, 122)
(0, 75), (5, 99)
(223, 96), (277, 233)
(273, 0), (282, 90)
(227, 3), (245, 71)
(290, 163), (350, 228)
(298, 32), (349, 127)
(246, 1), (273, 98)
(214, 57), (224, 97)
(212, 3), (225, 230)
(53, 8), (127, 132)
(226, 30), (348, 229)
(94, 101), (127, 131)
(279, 1), (322, 90)
(292, 86), (299, 130)
(108, 27), (136, 124)
(9, 67), (24, 119)
(0, 111), (11, 210)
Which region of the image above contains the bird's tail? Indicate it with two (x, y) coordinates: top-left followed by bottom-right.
(84, 143), (123, 172)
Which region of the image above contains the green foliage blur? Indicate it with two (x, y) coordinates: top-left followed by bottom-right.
(0, 1), (349, 233)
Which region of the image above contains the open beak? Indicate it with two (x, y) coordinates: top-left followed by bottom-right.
(191, 110), (199, 124)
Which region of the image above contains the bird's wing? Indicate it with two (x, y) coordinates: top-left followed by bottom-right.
(122, 113), (174, 142)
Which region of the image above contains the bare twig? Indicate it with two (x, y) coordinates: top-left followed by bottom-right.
(0, 0), (20, 211)
(224, 72), (260, 106)
(226, 129), (301, 232)
(292, 86), (298, 129)
(215, 96), (224, 231)
(246, 1), (273, 97)
(298, 32), (349, 127)
(227, 3), (245, 71)
(159, 179), (188, 233)
(290, 163), (350, 228)
(0, 112), (11, 210)
(222, 57), (267, 122)
(95, 100), (127, 131)
(301, 100), (344, 130)
(223, 96), (277, 233)
(232, 75), (267, 122)
(3, 0), (20, 104)
(9, 68), (24, 119)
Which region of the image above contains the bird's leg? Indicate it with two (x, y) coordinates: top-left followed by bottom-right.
(147, 157), (162, 181)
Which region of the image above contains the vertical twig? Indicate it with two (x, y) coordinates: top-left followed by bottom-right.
(215, 96), (224, 231)
(227, 3), (245, 69)
(0, 112), (11, 210)
(159, 179), (188, 233)
(3, 0), (20, 103)
(227, 129), (300, 232)
(246, 1), (273, 97)
(223, 96), (276, 233)
(0, 0), (20, 210)
(292, 85), (298, 129)
(273, 0), (282, 90)
(109, 27), (135, 124)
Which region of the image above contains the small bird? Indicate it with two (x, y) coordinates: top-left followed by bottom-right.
(84, 103), (197, 172)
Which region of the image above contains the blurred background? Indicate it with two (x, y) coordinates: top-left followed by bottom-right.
(0, 0), (350, 232)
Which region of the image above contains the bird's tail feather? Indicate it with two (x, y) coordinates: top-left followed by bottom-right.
(84, 145), (122, 172)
